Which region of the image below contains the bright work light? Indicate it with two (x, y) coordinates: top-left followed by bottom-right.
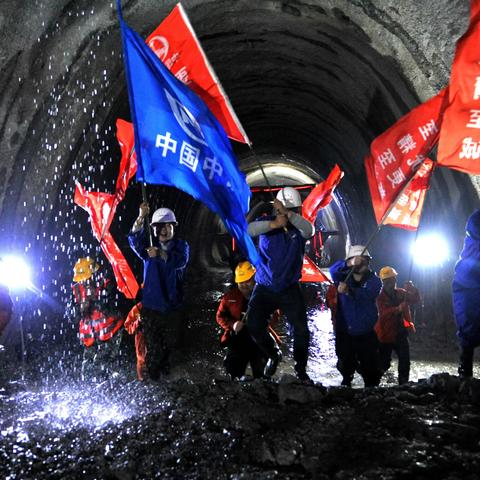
(0, 255), (32, 290)
(411, 233), (449, 267)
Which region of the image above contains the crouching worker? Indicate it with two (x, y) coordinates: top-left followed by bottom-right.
(71, 257), (124, 380)
(216, 261), (280, 380)
(129, 203), (189, 381)
(247, 187), (314, 382)
(452, 209), (480, 378)
(375, 267), (420, 385)
(329, 245), (382, 387)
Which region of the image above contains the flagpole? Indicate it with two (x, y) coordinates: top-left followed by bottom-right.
(248, 146), (290, 235)
(343, 161), (429, 284)
(406, 168), (435, 282)
(248, 146), (276, 200)
(141, 182), (154, 248)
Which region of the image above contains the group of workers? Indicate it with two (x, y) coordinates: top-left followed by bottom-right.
(65, 193), (480, 387)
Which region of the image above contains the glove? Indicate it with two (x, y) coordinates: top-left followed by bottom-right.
(233, 321), (244, 333)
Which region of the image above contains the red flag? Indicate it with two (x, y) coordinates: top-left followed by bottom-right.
(74, 182), (139, 299)
(300, 255), (331, 283)
(146, 3), (249, 144)
(74, 183), (116, 238)
(101, 119), (137, 236)
(302, 164), (343, 222)
(365, 89), (447, 224)
(379, 159), (434, 230)
(115, 119), (137, 202)
(437, 2), (480, 174)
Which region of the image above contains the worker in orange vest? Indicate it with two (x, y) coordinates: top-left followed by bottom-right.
(375, 266), (420, 384)
(216, 261), (280, 380)
(71, 257), (124, 379)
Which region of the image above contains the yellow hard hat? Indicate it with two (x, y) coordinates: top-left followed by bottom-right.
(235, 261), (256, 283)
(379, 266), (398, 280)
(73, 257), (99, 282)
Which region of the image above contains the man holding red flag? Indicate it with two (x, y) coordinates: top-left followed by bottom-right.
(247, 187), (315, 383)
(328, 245), (382, 388)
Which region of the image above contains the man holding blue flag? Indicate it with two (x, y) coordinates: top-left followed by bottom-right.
(129, 203), (189, 380)
(117, 1), (258, 266)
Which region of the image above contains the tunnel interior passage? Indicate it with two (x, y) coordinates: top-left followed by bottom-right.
(0, 2), (477, 331)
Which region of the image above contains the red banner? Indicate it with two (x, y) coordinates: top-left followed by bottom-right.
(302, 164), (343, 222)
(99, 119), (138, 237)
(146, 3), (249, 144)
(74, 182), (139, 299)
(437, 1), (480, 174)
(380, 159), (435, 230)
(115, 119), (137, 201)
(300, 255), (331, 283)
(365, 88), (447, 224)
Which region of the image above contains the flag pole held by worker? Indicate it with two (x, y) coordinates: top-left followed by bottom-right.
(116, 0), (259, 265)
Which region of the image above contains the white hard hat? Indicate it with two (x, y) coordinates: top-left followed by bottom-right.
(151, 207), (178, 226)
(346, 245), (371, 260)
(276, 187), (302, 208)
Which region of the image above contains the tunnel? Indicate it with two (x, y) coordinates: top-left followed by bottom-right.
(1, 1), (480, 478)
(1, 0), (478, 286)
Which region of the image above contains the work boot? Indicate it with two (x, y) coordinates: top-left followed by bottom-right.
(295, 370), (313, 384)
(458, 365), (473, 379)
(264, 349), (282, 378)
(459, 346), (474, 378)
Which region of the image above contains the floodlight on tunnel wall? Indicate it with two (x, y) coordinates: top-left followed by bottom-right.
(411, 233), (449, 267)
(0, 255), (32, 290)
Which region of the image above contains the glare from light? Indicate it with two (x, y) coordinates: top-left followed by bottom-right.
(412, 233), (449, 266)
(0, 255), (32, 289)
(15, 388), (134, 431)
(246, 163), (315, 186)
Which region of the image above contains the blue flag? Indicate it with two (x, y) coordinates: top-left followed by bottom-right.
(117, 3), (259, 265)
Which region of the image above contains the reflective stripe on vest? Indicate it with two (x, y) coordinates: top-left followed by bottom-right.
(90, 309), (124, 342)
(79, 320), (95, 347)
(72, 278), (110, 304)
(97, 316), (124, 342)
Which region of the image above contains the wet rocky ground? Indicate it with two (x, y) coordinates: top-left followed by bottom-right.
(2, 372), (480, 479)
(1, 281), (480, 479)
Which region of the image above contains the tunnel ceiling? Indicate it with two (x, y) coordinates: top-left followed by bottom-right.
(0, 0), (477, 274)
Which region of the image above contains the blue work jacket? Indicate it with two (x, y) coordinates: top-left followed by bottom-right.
(253, 216), (307, 293)
(452, 209), (480, 346)
(129, 229), (189, 313)
(329, 260), (382, 336)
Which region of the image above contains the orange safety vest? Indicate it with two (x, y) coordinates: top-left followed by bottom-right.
(326, 284), (338, 329)
(123, 303), (146, 380)
(79, 319), (95, 348)
(72, 280), (123, 347)
(124, 302), (142, 335)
